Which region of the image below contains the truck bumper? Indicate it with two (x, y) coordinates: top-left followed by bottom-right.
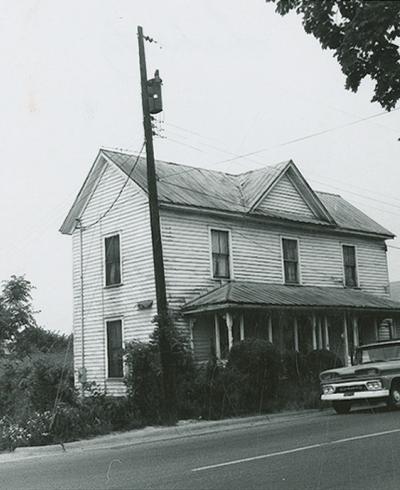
(322, 390), (389, 402)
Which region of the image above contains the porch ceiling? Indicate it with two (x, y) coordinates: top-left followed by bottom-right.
(182, 282), (400, 315)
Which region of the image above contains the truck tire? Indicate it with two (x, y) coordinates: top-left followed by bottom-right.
(388, 382), (400, 409)
(332, 401), (351, 414)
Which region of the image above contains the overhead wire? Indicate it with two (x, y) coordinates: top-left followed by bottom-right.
(80, 142), (145, 231)
(210, 107), (400, 166)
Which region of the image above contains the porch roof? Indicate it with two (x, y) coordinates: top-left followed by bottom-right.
(182, 282), (400, 315)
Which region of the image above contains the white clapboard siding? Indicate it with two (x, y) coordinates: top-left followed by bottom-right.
(71, 162), (391, 391)
(72, 162), (156, 396)
(161, 209), (390, 311)
(256, 174), (316, 218)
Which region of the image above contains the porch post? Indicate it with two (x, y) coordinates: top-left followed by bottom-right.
(343, 312), (350, 366)
(312, 314), (317, 350)
(226, 312), (234, 351)
(268, 315), (273, 343)
(214, 314), (221, 359)
(239, 313), (245, 341)
(324, 316), (330, 350)
(317, 317), (323, 349)
(293, 317), (299, 352)
(374, 318), (379, 341)
(189, 318), (195, 351)
(352, 315), (359, 347)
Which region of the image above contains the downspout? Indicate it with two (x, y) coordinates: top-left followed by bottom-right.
(77, 219), (86, 395)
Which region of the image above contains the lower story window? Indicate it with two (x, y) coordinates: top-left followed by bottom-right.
(106, 319), (123, 378)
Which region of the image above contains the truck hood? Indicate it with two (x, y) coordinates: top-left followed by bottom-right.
(321, 360), (400, 380)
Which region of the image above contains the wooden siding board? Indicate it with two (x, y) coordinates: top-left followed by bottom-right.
(70, 157), (392, 394)
(161, 209), (390, 307)
(72, 162), (156, 395)
(256, 174), (316, 219)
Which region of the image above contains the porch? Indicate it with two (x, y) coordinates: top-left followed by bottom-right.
(183, 282), (400, 366)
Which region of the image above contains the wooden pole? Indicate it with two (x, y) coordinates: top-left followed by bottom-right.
(226, 312), (234, 350)
(343, 312), (350, 366)
(312, 314), (317, 350)
(214, 314), (221, 359)
(239, 314), (245, 341)
(138, 25), (176, 424)
(293, 317), (299, 352)
(353, 315), (359, 347)
(268, 315), (273, 343)
(324, 316), (330, 350)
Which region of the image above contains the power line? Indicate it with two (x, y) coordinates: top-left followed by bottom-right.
(80, 142), (145, 231)
(211, 107), (400, 166)
(309, 179), (400, 211)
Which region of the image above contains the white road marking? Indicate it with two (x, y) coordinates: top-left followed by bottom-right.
(192, 427), (400, 472)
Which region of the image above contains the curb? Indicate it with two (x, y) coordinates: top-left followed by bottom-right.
(0, 408), (328, 463)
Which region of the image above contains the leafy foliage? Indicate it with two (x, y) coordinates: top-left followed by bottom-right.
(267, 0), (400, 110)
(124, 325), (194, 423)
(0, 276), (37, 348)
(12, 326), (71, 358)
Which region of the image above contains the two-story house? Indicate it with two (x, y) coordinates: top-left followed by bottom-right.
(60, 148), (400, 395)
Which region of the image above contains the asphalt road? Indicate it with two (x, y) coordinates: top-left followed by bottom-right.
(2, 407), (400, 490)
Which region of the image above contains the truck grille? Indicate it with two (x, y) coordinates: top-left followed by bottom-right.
(335, 385), (367, 393)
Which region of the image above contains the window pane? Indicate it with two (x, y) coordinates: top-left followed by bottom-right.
(107, 320), (123, 378)
(343, 246), (357, 287)
(211, 230), (230, 278)
(285, 262), (298, 284)
(283, 239), (298, 261)
(105, 235), (121, 285)
(283, 239), (299, 284)
(343, 245), (356, 266)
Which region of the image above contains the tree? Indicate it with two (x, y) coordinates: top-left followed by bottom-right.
(0, 275), (37, 348)
(266, 0), (400, 110)
(0, 275), (69, 357)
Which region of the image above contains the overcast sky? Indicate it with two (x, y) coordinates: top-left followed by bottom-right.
(1, 0), (399, 335)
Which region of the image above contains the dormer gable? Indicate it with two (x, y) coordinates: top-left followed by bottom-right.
(248, 161), (335, 224)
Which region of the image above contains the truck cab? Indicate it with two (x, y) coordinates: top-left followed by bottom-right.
(320, 340), (400, 414)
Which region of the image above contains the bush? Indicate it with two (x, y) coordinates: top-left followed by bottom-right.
(0, 354), (74, 419)
(227, 339), (281, 412)
(124, 322), (195, 423)
(305, 350), (343, 385)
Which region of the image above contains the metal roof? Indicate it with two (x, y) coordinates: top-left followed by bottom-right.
(183, 281), (400, 314)
(60, 148), (394, 238)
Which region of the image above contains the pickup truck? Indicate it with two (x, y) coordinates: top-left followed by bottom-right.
(320, 339), (400, 414)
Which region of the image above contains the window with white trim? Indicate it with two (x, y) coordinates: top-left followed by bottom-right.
(105, 234), (121, 286)
(343, 245), (357, 287)
(211, 229), (231, 279)
(282, 238), (299, 284)
(106, 319), (123, 378)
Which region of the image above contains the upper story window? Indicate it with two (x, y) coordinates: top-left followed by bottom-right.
(343, 245), (357, 287)
(282, 238), (299, 284)
(105, 234), (121, 286)
(211, 229), (231, 279)
(106, 319), (123, 378)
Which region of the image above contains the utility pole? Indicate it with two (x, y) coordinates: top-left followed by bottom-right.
(137, 25), (177, 425)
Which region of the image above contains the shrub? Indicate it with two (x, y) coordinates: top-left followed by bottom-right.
(305, 350), (343, 385)
(124, 321), (194, 423)
(227, 339), (281, 412)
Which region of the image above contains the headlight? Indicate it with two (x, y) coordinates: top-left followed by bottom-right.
(366, 380), (383, 391)
(322, 385), (335, 394)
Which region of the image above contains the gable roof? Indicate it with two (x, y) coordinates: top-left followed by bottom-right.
(60, 148), (394, 239)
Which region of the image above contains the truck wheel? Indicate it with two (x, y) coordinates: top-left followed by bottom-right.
(388, 382), (400, 409)
(332, 401), (351, 414)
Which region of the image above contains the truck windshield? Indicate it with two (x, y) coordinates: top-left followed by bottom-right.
(355, 343), (400, 365)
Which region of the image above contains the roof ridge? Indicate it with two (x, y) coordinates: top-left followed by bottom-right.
(315, 190), (341, 197)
